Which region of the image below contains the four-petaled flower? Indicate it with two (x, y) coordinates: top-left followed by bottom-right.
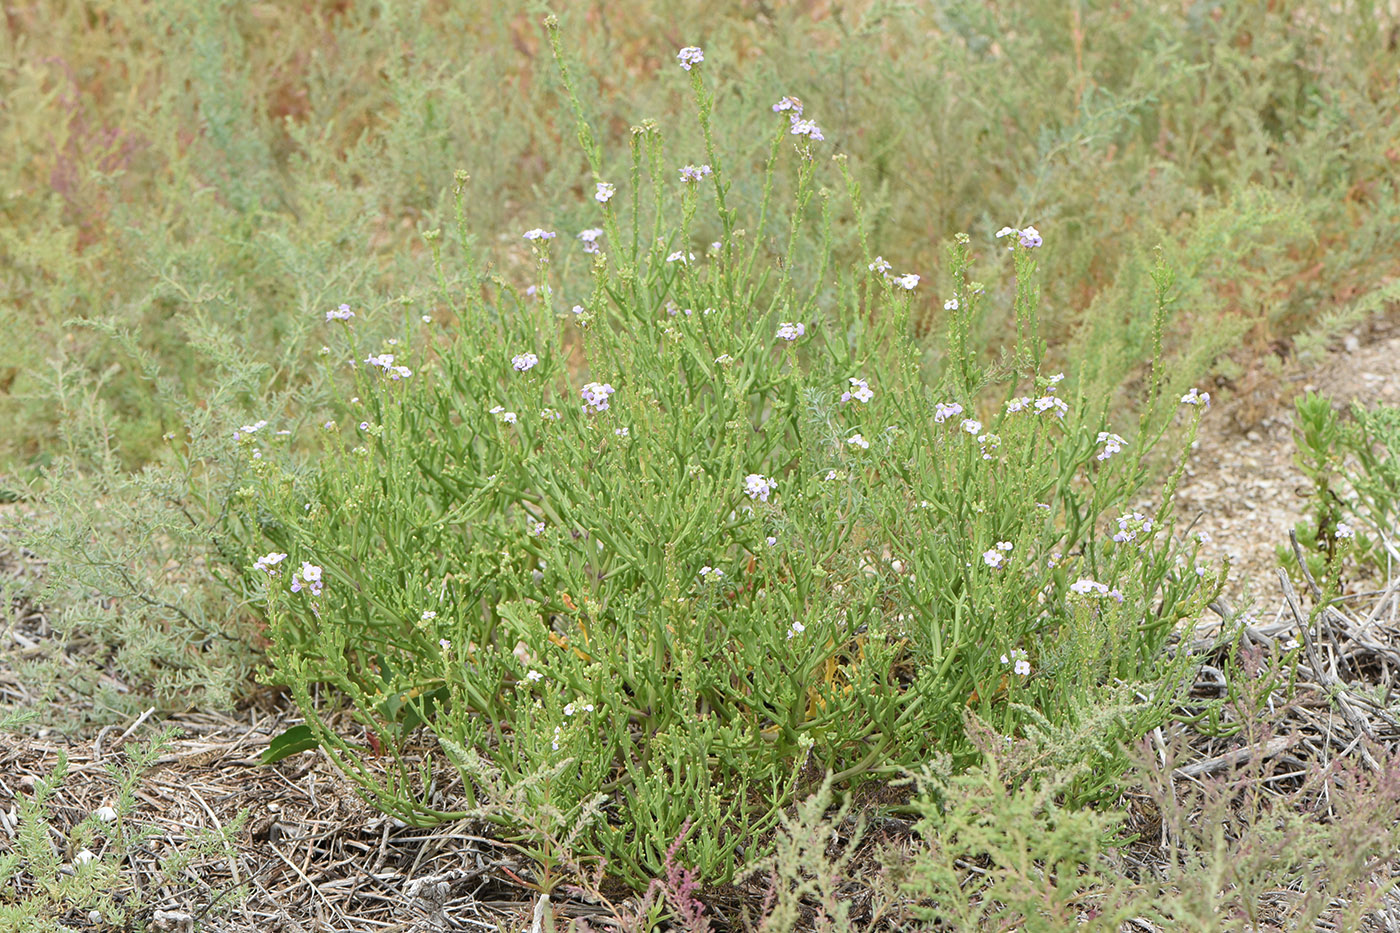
(326, 303), (355, 322)
(961, 419), (983, 435)
(1000, 648), (1031, 676)
(595, 182), (615, 203)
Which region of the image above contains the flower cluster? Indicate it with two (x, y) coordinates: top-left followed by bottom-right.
(699, 565), (724, 581)
(667, 250), (696, 263)
(983, 541), (1013, 568)
(867, 255), (919, 289)
(995, 225), (1043, 249)
(234, 419), (267, 441)
(326, 303), (355, 322)
(745, 473), (777, 503)
(775, 322), (805, 341)
(522, 228), (556, 241)
(847, 433), (869, 449)
(489, 405), (518, 424)
(254, 551), (287, 574)
(977, 432), (1001, 460)
(1096, 431), (1127, 461)
(961, 418), (983, 435)
(1112, 511), (1153, 543)
(291, 562), (323, 597)
(678, 164), (713, 183)
(1069, 577), (1125, 602)
(364, 353), (413, 380)
(773, 95), (824, 141)
(581, 382), (615, 413)
(595, 182), (615, 203)
(1180, 387), (1212, 408)
(786, 620), (806, 640)
(1001, 648), (1031, 676)
(577, 227), (604, 254)
(841, 377), (874, 404)
(944, 297), (959, 311)
(676, 46), (704, 70)
(934, 401), (964, 423)
(512, 352), (539, 372)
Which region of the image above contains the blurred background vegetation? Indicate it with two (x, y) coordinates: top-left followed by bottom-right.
(2, 0), (1398, 721)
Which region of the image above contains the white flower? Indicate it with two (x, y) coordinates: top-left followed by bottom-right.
(847, 434), (869, 449)
(893, 273), (920, 290)
(526, 670), (544, 682)
(595, 182), (615, 203)
(983, 549), (1005, 569)
(421, 610), (437, 621)
(961, 419), (982, 435)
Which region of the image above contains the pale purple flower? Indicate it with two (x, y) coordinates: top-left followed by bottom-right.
(772, 96), (803, 116)
(766, 535), (778, 547)
(421, 610), (437, 621)
(440, 638), (451, 652)
(233, 420), (268, 441)
(944, 297), (959, 311)
(529, 520), (546, 536)
(1018, 226), (1043, 249)
(995, 226), (1018, 239)
(595, 182), (615, 203)
(1001, 648), (1030, 676)
(699, 565), (724, 581)
(961, 419), (983, 435)
(1337, 522), (1355, 539)
(581, 381), (615, 413)
(842, 377), (873, 404)
(577, 228), (604, 254)
(983, 549), (1006, 569)
(934, 401), (964, 423)
(326, 303), (355, 322)
(787, 620), (806, 639)
(291, 562), (323, 597)
(667, 250), (695, 263)
(868, 256), (892, 275)
(254, 552), (288, 575)
(977, 432), (1001, 460)
(847, 433), (869, 449)
(502, 411), (517, 424)
(776, 322), (805, 341)
(1180, 387), (1211, 408)
(1035, 396), (1069, 418)
(1006, 396), (1032, 414)
(789, 118), (824, 141)
(512, 352), (539, 372)
(893, 273), (920, 290)
(1096, 431), (1127, 461)
(745, 473), (777, 502)
(676, 46), (704, 70)
(678, 164), (713, 183)
(523, 228), (556, 241)
(1112, 512), (1153, 544)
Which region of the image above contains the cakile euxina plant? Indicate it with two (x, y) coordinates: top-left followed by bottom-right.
(231, 24), (1223, 888)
